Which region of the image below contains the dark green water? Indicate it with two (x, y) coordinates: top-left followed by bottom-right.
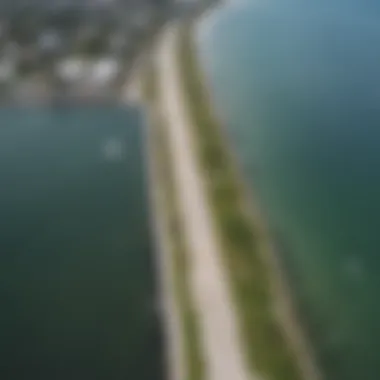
(0, 106), (163, 380)
(197, 1), (380, 379)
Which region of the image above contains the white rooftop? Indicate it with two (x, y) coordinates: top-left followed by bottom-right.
(56, 57), (120, 86)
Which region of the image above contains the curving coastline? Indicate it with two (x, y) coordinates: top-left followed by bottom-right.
(157, 23), (251, 380)
(140, 43), (206, 380)
(178, 18), (324, 380)
(192, 18), (324, 380)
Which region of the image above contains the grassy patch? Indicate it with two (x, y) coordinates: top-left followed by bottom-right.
(177, 22), (302, 380)
(143, 59), (205, 380)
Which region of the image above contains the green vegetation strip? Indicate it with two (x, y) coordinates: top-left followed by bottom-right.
(143, 59), (205, 380)
(177, 23), (302, 380)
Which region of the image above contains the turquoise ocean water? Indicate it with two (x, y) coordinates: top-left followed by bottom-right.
(197, 1), (380, 379)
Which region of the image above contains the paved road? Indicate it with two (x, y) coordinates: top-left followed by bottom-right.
(157, 24), (252, 380)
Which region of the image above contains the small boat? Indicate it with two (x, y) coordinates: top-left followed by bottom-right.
(102, 138), (124, 161)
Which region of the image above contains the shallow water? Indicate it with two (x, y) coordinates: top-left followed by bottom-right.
(197, 2), (380, 379)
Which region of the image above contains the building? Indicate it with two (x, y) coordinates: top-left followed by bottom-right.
(0, 58), (15, 83)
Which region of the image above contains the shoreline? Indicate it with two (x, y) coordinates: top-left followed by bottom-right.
(191, 37), (324, 380)
(136, 48), (205, 380)
(181, 18), (324, 380)
(121, 63), (185, 380)
(142, 98), (186, 380)
(158, 24), (251, 380)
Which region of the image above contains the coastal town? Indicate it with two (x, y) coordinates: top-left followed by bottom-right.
(0, 0), (171, 103)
